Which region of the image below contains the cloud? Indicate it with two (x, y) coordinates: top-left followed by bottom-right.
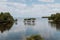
(47, 3), (60, 8)
(38, 0), (54, 2)
(0, 2), (8, 12)
(0, 1), (60, 17)
(7, 2), (27, 9)
(0, 0), (7, 2)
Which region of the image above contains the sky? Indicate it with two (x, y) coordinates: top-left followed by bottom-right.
(0, 0), (60, 17)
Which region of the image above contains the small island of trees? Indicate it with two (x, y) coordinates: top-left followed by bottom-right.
(0, 12), (14, 24)
(0, 12), (14, 33)
(48, 13), (60, 23)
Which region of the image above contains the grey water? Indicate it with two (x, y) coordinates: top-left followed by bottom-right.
(0, 18), (60, 40)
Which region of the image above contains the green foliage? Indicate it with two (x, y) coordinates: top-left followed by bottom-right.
(48, 13), (60, 22)
(24, 18), (36, 20)
(48, 14), (56, 20)
(0, 12), (14, 33)
(26, 35), (44, 40)
(0, 12), (14, 23)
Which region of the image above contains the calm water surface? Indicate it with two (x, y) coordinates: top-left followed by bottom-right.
(0, 18), (60, 40)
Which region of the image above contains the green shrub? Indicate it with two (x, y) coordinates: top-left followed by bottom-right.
(26, 35), (44, 40)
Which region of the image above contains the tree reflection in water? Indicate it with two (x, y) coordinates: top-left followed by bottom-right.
(24, 21), (35, 26)
(49, 22), (60, 30)
(0, 22), (14, 33)
(24, 18), (36, 26)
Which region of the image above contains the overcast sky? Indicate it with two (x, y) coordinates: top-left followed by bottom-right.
(0, 0), (60, 17)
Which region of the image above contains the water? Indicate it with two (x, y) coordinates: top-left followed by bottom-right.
(0, 18), (60, 40)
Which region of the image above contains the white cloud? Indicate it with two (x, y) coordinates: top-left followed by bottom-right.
(0, 2), (8, 12)
(0, 2), (60, 17)
(0, 0), (7, 2)
(7, 2), (27, 10)
(38, 0), (54, 2)
(47, 3), (60, 8)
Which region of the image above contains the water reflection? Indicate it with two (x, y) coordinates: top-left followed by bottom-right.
(49, 22), (60, 30)
(24, 21), (35, 26)
(23, 18), (39, 37)
(0, 22), (14, 33)
(15, 21), (18, 25)
(25, 27), (39, 36)
(24, 22), (35, 26)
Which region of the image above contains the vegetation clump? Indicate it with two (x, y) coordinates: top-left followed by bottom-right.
(24, 18), (36, 20)
(0, 12), (14, 24)
(26, 35), (44, 40)
(48, 13), (60, 23)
